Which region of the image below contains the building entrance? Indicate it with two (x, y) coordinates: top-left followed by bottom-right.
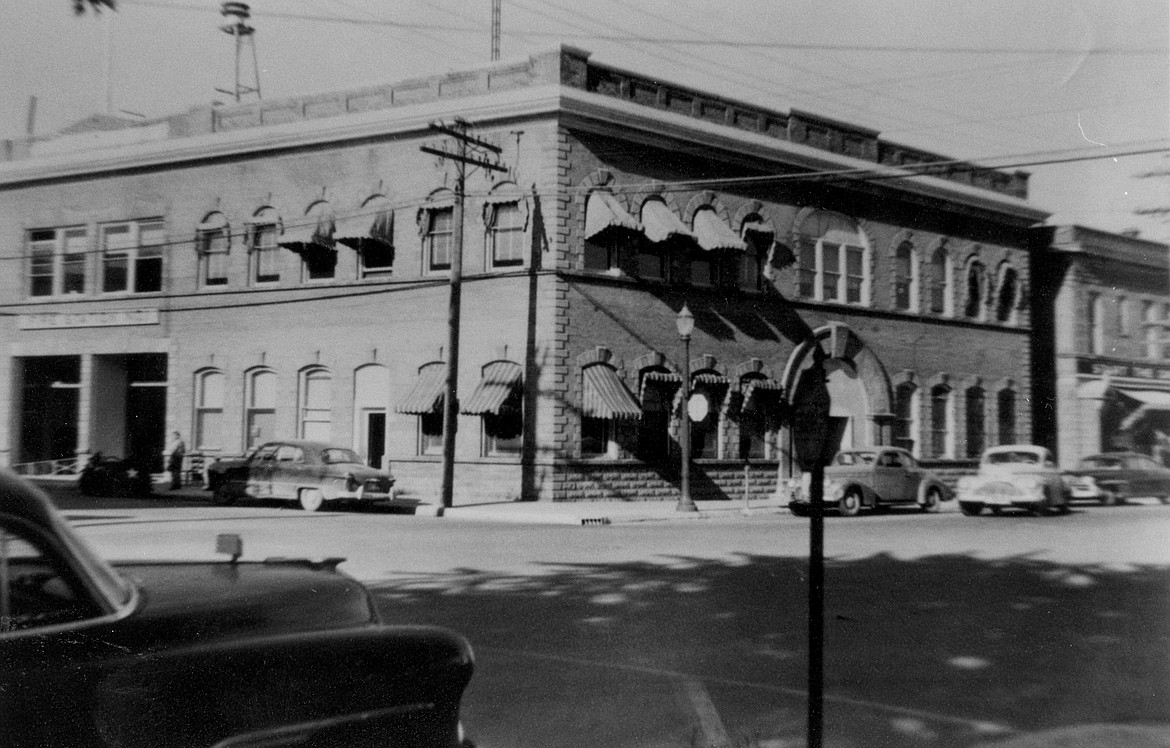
(19, 356), (81, 465)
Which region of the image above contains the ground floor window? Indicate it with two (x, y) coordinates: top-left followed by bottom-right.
(420, 410), (444, 455)
(484, 408), (523, 455)
(246, 370), (277, 449)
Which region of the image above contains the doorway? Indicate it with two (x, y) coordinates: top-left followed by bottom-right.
(363, 410), (387, 468)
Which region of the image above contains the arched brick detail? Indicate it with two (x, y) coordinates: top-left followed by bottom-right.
(682, 191), (734, 225)
(635, 187), (684, 217)
(733, 200), (775, 233)
(576, 346), (615, 367)
(690, 353), (722, 375)
(733, 358), (773, 379)
(780, 323), (892, 417)
(633, 350), (673, 374)
(891, 369), (917, 388)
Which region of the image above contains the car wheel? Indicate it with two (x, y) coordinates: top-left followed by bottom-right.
(1100, 489), (1119, 506)
(838, 488), (862, 517)
(959, 501), (984, 516)
(299, 488), (325, 512)
(211, 483), (236, 506)
(789, 504), (809, 517)
(919, 487), (943, 513)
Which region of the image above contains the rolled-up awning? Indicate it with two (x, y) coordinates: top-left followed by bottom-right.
(336, 208), (394, 251)
(585, 191), (642, 239)
(279, 213), (336, 252)
(395, 364), (447, 414)
(1118, 389), (1170, 430)
(741, 378), (784, 412)
(640, 200), (694, 244)
(692, 373), (730, 387)
(640, 370), (681, 411)
(582, 365), (642, 420)
(461, 361), (523, 415)
(692, 210), (746, 252)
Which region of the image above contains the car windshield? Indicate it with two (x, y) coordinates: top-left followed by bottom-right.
(987, 451), (1041, 465)
(1079, 457), (1122, 470)
(835, 451), (876, 466)
(322, 448), (362, 465)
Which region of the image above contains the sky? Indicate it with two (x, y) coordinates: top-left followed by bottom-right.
(3, 0), (1168, 242)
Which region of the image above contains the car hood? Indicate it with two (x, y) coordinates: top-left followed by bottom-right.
(976, 465), (1054, 480)
(107, 560), (376, 650)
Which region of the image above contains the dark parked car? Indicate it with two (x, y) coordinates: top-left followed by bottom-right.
(1063, 451), (1170, 505)
(208, 440), (396, 511)
(0, 470), (474, 747)
(77, 453), (153, 498)
(786, 447), (951, 516)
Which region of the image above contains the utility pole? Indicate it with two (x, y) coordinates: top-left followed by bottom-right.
(421, 120), (507, 509)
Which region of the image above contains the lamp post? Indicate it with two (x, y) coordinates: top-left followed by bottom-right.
(676, 304), (698, 512)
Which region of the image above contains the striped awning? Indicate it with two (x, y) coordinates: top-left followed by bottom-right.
(741, 378), (784, 411)
(692, 373), (730, 387)
(582, 365), (642, 420)
(585, 191), (642, 239)
(279, 212), (336, 253)
(640, 200), (694, 244)
(692, 210), (746, 252)
(395, 364), (446, 415)
(461, 361), (523, 416)
(640, 370), (682, 410)
(1118, 388), (1170, 430)
(336, 208), (394, 251)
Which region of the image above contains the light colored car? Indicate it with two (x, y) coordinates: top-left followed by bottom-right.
(956, 445), (1069, 516)
(786, 447), (951, 517)
(208, 440), (396, 511)
(1062, 452), (1170, 505)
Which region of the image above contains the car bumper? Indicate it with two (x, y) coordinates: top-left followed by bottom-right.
(957, 490), (1044, 506)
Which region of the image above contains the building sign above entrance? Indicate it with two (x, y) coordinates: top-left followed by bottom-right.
(18, 309), (161, 330)
(1077, 357), (1170, 382)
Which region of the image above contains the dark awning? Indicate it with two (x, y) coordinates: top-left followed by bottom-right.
(395, 364), (446, 414)
(582, 365), (642, 420)
(336, 208), (394, 252)
(279, 212), (336, 253)
(461, 361), (523, 415)
(640, 370), (682, 411)
(585, 191), (642, 239)
(1118, 389), (1170, 430)
(692, 210), (746, 252)
(640, 200), (694, 244)
(692, 373), (730, 387)
(741, 378), (784, 411)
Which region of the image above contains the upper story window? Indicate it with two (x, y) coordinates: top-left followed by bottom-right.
(929, 247), (952, 315)
(248, 208), (282, 285)
(487, 201), (525, 268)
(424, 206), (454, 273)
(101, 220), (164, 294)
(1087, 292), (1105, 355)
(337, 195), (395, 278)
(795, 212), (870, 305)
(995, 265), (1019, 324)
(893, 241), (918, 311)
(1117, 296), (1131, 337)
(930, 384), (953, 458)
(964, 260), (986, 320)
(196, 213), (230, 288)
(739, 217), (774, 292)
(583, 189), (641, 274)
(280, 202), (337, 282)
(27, 227), (87, 297)
(1144, 301), (1162, 359)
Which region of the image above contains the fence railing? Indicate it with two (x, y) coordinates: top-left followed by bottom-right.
(8, 456), (84, 477)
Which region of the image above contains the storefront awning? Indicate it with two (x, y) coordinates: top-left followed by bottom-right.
(741, 378), (784, 411)
(692, 211), (746, 252)
(279, 213), (336, 253)
(582, 365), (642, 420)
(640, 370), (682, 410)
(335, 209), (394, 252)
(395, 364), (446, 415)
(1118, 389), (1170, 430)
(585, 191), (642, 240)
(461, 361), (523, 415)
(640, 200), (695, 244)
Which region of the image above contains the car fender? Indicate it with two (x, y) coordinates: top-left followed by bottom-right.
(917, 479), (951, 503)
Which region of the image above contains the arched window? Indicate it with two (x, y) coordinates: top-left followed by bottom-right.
(196, 212), (230, 288)
(995, 266), (1019, 323)
(487, 202), (525, 268)
(194, 370), (225, 452)
(893, 241), (917, 311)
(299, 368), (332, 441)
(965, 386), (985, 458)
(796, 212), (869, 305)
(893, 381), (918, 454)
(245, 370), (278, 449)
(739, 215), (773, 292)
(929, 248), (951, 315)
(637, 368), (679, 462)
(930, 384), (952, 458)
(636, 199), (674, 281)
(583, 189), (640, 273)
(997, 389), (1016, 445)
(965, 260), (986, 319)
(248, 207), (281, 285)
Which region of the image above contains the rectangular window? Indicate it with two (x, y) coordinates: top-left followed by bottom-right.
(198, 228), (230, 286)
(930, 256), (948, 314)
(300, 373), (332, 441)
(302, 249), (337, 281)
(637, 244), (666, 280)
(738, 412), (767, 460)
(844, 245), (864, 304)
(251, 224), (280, 284)
(489, 203), (525, 267)
(425, 207), (454, 272)
(360, 243), (394, 277)
(1087, 292), (1103, 355)
(420, 410), (444, 455)
(821, 242), (840, 301)
(797, 239), (817, 298)
(966, 389), (985, 458)
(484, 412), (523, 455)
(581, 417), (614, 457)
(135, 221), (164, 293)
(931, 388), (950, 458)
(28, 231), (57, 297)
(690, 255), (714, 286)
(99, 221), (164, 294)
(196, 372), (225, 451)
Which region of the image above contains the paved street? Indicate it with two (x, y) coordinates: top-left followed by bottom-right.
(53, 489), (1170, 748)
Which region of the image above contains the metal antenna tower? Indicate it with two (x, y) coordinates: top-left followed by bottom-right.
(216, 2), (261, 102)
(490, 0), (501, 61)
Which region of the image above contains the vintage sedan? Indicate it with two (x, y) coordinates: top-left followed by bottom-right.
(77, 453), (153, 498)
(1063, 451), (1170, 505)
(787, 447), (951, 517)
(208, 440), (395, 511)
(957, 444), (1070, 516)
(0, 470), (474, 747)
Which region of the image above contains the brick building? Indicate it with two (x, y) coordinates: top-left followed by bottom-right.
(0, 46), (1047, 503)
(1031, 225), (1170, 465)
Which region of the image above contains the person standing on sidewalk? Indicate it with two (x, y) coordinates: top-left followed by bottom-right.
(164, 431), (186, 490)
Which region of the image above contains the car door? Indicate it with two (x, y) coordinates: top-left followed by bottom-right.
(1129, 455), (1161, 497)
(270, 444), (309, 500)
(871, 450), (904, 501)
(245, 444), (278, 498)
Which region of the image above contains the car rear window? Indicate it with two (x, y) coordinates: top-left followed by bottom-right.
(322, 448), (361, 465)
(835, 451), (876, 466)
(1080, 457), (1122, 470)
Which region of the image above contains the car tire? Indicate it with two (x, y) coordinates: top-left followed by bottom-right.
(211, 483), (236, 506)
(959, 501), (984, 516)
(299, 488), (325, 512)
(789, 504), (809, 517)
(838, 489), (862, 517)
(919, 487), (943, 513)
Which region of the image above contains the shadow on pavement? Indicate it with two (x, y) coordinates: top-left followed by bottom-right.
(368, 552), (1170, 748)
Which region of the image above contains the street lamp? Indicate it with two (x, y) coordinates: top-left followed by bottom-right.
(675, 304), (698, 512)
